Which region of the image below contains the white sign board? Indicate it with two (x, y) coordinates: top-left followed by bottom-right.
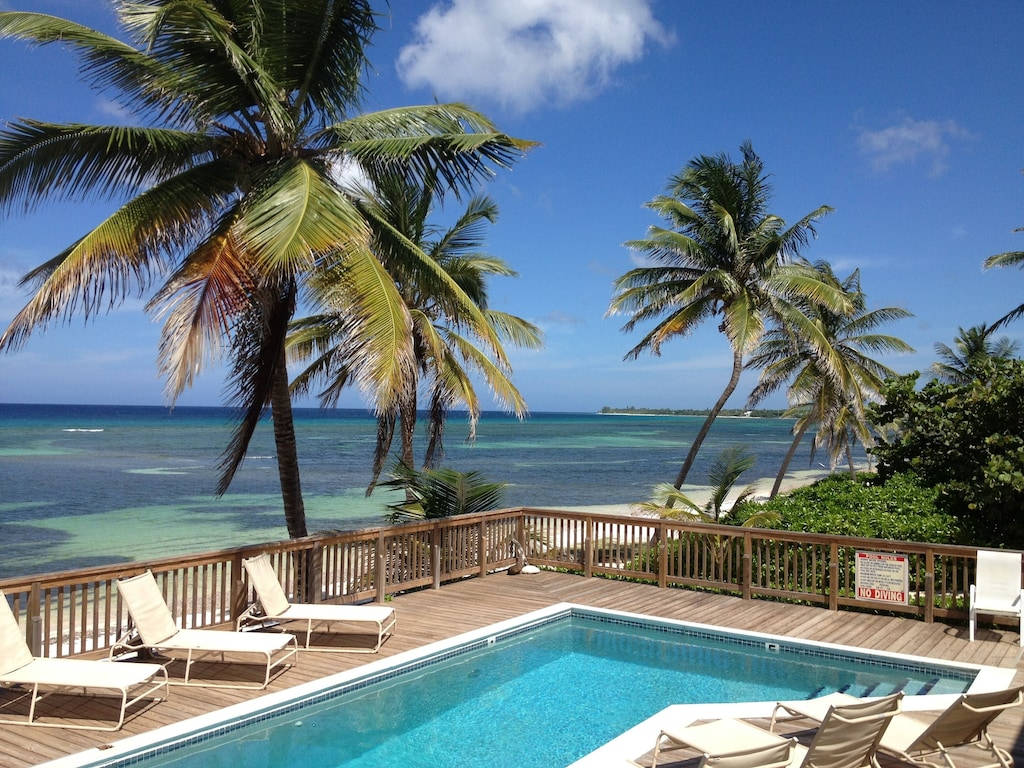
(855, 551), (909, 605)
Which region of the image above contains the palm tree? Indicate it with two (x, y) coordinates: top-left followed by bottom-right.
(639, 446), (758, 523)
(0, 4), (531, 539)
(983, 197), (1023, 331)
(610, 142), (849, 494)
(288, 171), (541, 491)
(931, 324), (1020, 384)
(747, 264), (912, 496)
(381, 462), (507, 522)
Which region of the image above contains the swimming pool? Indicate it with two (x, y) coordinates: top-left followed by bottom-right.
(50, 604), (997, 768)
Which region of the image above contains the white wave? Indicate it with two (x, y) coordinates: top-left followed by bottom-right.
(62, 428), (104, 433)
(247, 455), (275, 459)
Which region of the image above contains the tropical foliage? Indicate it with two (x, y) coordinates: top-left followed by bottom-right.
(730, 473), (958, 544)
(868, 361), (1024, 548)
(288, 171), (541, 492)
(983, 212), (1024, 331)
(610, 142), (849, 492)
(381, 462), (507, 522)
(931, 324), (1019, 384)
(0, 2), (531, 537)
(747, 263), (912, 495)
(639, 446), (758, 523)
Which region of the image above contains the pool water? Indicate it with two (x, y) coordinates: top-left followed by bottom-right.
(132, 613), (974, 768)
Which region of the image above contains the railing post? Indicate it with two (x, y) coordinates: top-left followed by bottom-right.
(479, 519), (488, 578)
(924, 549), (935, 623)
(828, 543), (839, 611)
(584, 517), (594, 578)
(432, 523), (442, 590)
(27, 582), (42, 656)
(742, 534), (753, 600)
(375, 531), (387, 604)
(230, 552), (246, 623)
(658, 522), (668, 588)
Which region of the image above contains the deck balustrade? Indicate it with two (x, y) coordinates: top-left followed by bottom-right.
(0, 508), (1015, 659)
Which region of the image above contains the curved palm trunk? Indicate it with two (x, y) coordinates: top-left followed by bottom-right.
(399, 386), (417, 468)
(845, 439), (856, 479)
(423, 394), (446, 469)
(270, 346), (307, 539)
(770, 421), (810, 498)
(672, 348), (744, 492)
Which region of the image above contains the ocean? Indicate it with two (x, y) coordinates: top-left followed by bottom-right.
(0, 403), (828, 580)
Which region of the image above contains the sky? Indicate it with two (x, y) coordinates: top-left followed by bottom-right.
(0, 0), (1022, 413)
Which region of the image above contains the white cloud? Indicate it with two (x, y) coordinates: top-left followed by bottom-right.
(397, 0), (671, 112)
(94, 98), (133, 123)
(857, 117), (971, 176)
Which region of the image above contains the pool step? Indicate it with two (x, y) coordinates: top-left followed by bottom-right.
(888, 678), (911, 695)
(917, 678), (941, 695)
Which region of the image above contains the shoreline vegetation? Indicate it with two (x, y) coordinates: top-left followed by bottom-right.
(598, 406), (788, 418)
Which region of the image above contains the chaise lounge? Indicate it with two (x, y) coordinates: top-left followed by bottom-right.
(111, 571), (298, 689)
(770, 687), (1023, 768)
(0, 589), (168, 730)
(237, 553), (396, 653)
(650, 692), (902, 768)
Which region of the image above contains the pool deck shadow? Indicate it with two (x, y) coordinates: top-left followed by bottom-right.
(2, 570), (1022, 767)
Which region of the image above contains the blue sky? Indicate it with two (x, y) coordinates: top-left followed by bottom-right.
(0, 0), (1022, 413)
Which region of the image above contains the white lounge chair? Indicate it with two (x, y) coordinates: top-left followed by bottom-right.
(770, 687), (1022, 768)
(0, 589), (167, 730)
(111, 571), (298, 689)
(970, 550), (1023, 645)
(238, 553), (396, 653)
(651, 692), (901, 768)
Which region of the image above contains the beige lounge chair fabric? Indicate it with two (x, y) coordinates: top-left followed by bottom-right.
(112, 571), (298, 689)
(772, 687), (1022, 768)
(239, 553), (396, 653)
(0, 589), (167, 730)
(653, 692), (901, 768)
(970, 550), (1023, 645)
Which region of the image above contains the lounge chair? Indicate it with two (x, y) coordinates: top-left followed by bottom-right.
(111, 571), (298, 689)
(970, 550), (1023, 645)
(651, 692), (901, 768)
(0, 589), (168, 730)
(237, 553), (396, 653)
(770, 687), (1023, 768)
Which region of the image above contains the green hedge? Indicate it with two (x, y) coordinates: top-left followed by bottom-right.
(730, 472), (962, 544)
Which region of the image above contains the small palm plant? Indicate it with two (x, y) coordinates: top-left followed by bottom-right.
(931, 324), (1020, 384)
(381, 462), (507, 522)
(639, 446), (759, 523)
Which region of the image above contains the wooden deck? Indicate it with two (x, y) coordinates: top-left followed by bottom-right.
(2, 571), (1023, 767)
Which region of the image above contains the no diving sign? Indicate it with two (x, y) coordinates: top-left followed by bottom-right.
(855, 551), (909, 605)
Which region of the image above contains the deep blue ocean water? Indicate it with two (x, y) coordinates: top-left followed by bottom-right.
(0, 403), (832, 579)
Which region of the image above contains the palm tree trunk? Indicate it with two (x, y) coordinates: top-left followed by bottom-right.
(846, 439), (856, 480)
(671, 348), (744, 492)
(270, 345), (307, 539)
(399, 387), (417, 468)
(771, 421), (809, 499)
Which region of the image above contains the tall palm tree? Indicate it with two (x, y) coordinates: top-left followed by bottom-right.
(983, 200), (1023, 331)
(288, 171), (541, 491)
(747, 264), (912, 496)
(931, 324), (1020, 384)
(609, 142), (849, 493)
(0, 3), (531, 539)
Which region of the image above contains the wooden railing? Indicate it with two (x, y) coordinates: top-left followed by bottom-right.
(0, 507), (1014, 659)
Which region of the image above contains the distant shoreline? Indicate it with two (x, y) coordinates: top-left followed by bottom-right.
(598, 407), (789, 418)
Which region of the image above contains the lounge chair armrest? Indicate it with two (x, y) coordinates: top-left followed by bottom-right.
(962, 691), (1024, 714)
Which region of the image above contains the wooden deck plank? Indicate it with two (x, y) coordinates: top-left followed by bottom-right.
(1, 570), (1021, 768)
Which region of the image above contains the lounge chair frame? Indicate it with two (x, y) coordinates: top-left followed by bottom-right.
(237, 554), (396, 653)
(770, 688), (1022, 768)
(969, 550), (1024, 646)
(0, 666), (170, 732)
(0, 588), (169, 731)
(111, 571), (299, 690)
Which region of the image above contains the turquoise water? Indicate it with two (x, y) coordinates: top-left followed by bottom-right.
(131, 614), (972, 768)
(0, 403), (841, 579)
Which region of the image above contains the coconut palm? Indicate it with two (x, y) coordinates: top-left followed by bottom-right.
(610, 142), (849, 494)
(640, 446), (758, 523)
(381, 462), (507, 522)
(0, 3), (531, 538)
(747, 264), (913, 496)
(931, 324), (1020, 384)
(983, 212), (1023, 331)
(289, 171), (541, 491)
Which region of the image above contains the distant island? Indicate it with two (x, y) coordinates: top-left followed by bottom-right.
(599, 406), (789, 418)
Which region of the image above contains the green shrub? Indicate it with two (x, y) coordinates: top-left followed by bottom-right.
(731, 473), (961, 544)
